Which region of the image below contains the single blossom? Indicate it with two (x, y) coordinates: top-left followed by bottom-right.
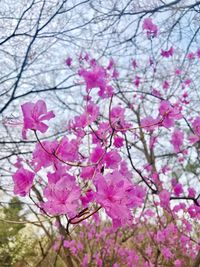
(56, 137), (79, 162)
(134, 75), (140, 87)
(94, 171), (144, 227)
(151, 88), (162, 97)
(159, 189), (170, 208)
(175, 69), (182, 75)
(196, 48), (200, 58)
(159, 101), (182, 128)
(42, 174), (80, 217)
(90, 145), (105, 163)
(21, 100), (55, 139)
(107, 58), (114, 70)
(113, 136), (124, 148)
(79, 65), (106, 91)
(187, 117), (200, 144)
(188, 187), (196, 198)
(187, 52), (195, 60)
(132, 59), (137, 69)
(173, 183), (183, 196)
(32, 140), (59, 171)
(65, 57), (72, 66)
(12, 167), (34, 196)
(110, 106), (131, 131)
(161, 47), (174, 58)
(80, 166), (95, 180)
(162, 80), (170, 90)
(192, 116), (200, 135)
(170, 129), (184, 153)
(104, 150), (121, 169)
(188, 134), (199, 145)
(142, 18), (158, 38)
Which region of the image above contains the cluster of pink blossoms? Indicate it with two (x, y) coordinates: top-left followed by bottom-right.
(11, 46), (200, 236)
(12, 76), (146, 227)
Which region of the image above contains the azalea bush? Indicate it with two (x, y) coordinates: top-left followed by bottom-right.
(7, 17), (200, 267)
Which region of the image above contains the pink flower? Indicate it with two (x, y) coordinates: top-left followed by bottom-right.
(32, 140), (59, 171)
(134, 76), (140, 87)
(161, 247), (173, 259)
(192, 116), (200, 135)
(161, 47), (174, 58)
(104, 150), (121, 169)
(42, 174), (80, 217)
(92, 122), (111, 144)
(182, 92), (188, 98)
(188, 187), (196, 198)
(90, 145), (105, 163)
(159, 189), (170, 208)
(110, 106), (131, 131)
(175, 69), (182, 75)
(97, 84), (113, 98)
(81, 189), (95, 207)
(56, 137), (79, 162)
(196, 48), (200, 58)
(107, 58), (114, 70)
(79, 65), (114, 98)
(173, 183), (183, 196)
(86, 102), (99, 123)
(47, 167), (68, 184)
(112, 69), (119, 79)
(113, 136), (124, 148)
(81, 254), (89, 267)
(184, 79), (192, 86)
(94, 171), (144, 226)
(170, 129), (184, 153)
(12, 167), (34, 196)
(65, 57), (72, 66)
(187, 52), (195, 60)
(162, 80), (169, 90)
(14, 157), (23, 168)
(188, 134), (199, 145)
(119, 161), (132, 181)
(159, 101), (182, 128)
(151, 88), (162, 97)
(142, 18), (158, 38)
(188, 204), (200, 218)
(188, 117), (200, 144)
(132, 59), (137, 69)
(21, 100), (55, 139)
(174, 259), (182, 267)
(79, 66), (106, 91)
(80, 166), (95, 180)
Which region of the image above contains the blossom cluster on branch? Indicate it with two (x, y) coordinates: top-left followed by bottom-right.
(9, 17), (200, 266)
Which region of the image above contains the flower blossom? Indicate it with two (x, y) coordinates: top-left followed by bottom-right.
(159, 101), (182, 128)
(161, 47), (174, 58)
(188, 117), (200, 144)
(12, 167), (34, 196)
(21, 100), (55, 139)
(42, 173), (80, 217)
(94, 171), (144, 227)
(170, 129), (184, 153)
(142, 18), (158, 38)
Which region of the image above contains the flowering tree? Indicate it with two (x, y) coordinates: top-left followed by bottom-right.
(1, 1), (200, 267)
(8, 25), (200, 265)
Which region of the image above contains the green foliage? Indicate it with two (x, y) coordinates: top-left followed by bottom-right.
(0, 197), (25, 267)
